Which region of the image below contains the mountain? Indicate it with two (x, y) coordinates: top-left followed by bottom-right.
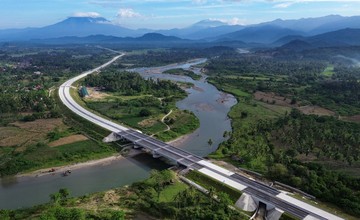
(311, 16), (360, 34)
(191, 19), (227, 28)
(308, 28), (360, 46)
(32, 33), (191, 46)
(218, 15), (360, 45)
(155, 19), (243, 40)
(279, 28), (360, 50)
(260, 15), (360, 35)
(260, 15), (345, 33)
(136, 33), (184, 41)
(0, 17), (143, 41)
(279, 39), (314, 52)
(215, 25), (302, 44)
(2, 15), (360, 45)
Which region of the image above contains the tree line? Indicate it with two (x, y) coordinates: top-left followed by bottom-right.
(85, 70), (186, 98)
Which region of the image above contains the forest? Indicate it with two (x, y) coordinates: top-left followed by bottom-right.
(207, 51), (360, 217)
(120, 47), (234, 67)
(0, 46), (115, 124)
(85, 71), (185, 97)
(206, 53), (360, 115)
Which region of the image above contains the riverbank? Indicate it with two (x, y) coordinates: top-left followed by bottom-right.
(16, 154), (123, 179)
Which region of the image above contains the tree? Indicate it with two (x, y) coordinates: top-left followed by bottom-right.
(208, 138), (213, 146)
(139, 108), (152, 117)
(50, 192), (61, 204)
(149, 170), (175, 199)
(59, 188), (70, 203)
(111, 210), (125, 220)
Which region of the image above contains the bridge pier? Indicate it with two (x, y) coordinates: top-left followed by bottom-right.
(103, 132), (122, 143)
(133, 144), (142, 149)
(152, 151), (161, 158)
(266, 208), (284, 220)
(235, 193), (257, 212)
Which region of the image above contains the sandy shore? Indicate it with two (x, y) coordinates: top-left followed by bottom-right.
(14, 132), (195, 179)
(17, 155), (124, 178)
(167, 133), (192, 147)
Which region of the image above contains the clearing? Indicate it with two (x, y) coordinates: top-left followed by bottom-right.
(48, 134), (88, 147)
(0, 119), (65, 147)
(254, 91), (336, 116)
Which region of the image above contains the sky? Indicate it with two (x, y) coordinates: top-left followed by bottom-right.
(1, 0), (360, 29)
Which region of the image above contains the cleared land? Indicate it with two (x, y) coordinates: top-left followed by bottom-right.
(0, 119), (65, 147)
(48, 134), (88, 147)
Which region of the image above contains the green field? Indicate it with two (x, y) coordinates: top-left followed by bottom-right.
(156, 110), (199, 141)
(322, 65), (335, 77)
(186, 170), (242, 203)
(158, 182), (188, 202)
(0, 139), (116, 176)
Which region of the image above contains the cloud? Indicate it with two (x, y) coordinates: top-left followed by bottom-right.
(193, 0), (207, 4)
(208, 17), (246, 25)
(271, 0), (360, 8)
(227, 17), (246, 25)
(73, 12), (101, 18)
(117, 8), (141, 18)
(273, 2), (295, 8)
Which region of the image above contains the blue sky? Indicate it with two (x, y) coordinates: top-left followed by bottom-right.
(1, 0), (360, 29)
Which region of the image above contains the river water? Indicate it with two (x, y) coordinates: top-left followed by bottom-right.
(0, 59), (237, 209)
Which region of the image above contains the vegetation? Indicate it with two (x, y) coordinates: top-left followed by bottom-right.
(207, 51), (360, 217)
(206, 52), (360, 115)
(163, 68), (201, 80)
(119, 47), (234, 67)
(85, 71), (186, 97)
(0, 46), (123, 176)
(0, 170), (246, 220)
(0, 140), (115, 176)
(156, 110), (199, 142)
(83, 69), (199, 140)
(186, 170), (242, 203)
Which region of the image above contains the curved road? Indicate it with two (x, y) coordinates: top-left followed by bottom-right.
(59, 54), (343, 220)
(59, 53), (129, 133)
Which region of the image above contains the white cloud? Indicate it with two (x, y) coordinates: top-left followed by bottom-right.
(271, 0), (360, 8)
(209, 17), (246, 25)
(273, 2), (295, 8)
(73, 12), (101, 18)
(227, 17), (246, 25)
(193, 0), (207, 4)
(117, 8), (141, 18)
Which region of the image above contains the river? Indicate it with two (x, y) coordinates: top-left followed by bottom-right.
(0, 59), (237, 209)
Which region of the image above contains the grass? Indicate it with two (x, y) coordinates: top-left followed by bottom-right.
(83, 88), (199, 141)
(158, 182), (188, 202)
(156, 110), (199, 142)
(163, 68), (201, 80)
(207, 79), (251, 98)
(279, 212), (299, 220)
(186, 170), (242, 203)
(322, 65), (335, 77)
(229, 99), (281, 130)
(0, 139), (116, 176)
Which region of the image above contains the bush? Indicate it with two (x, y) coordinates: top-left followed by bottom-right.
(139, 108), (152, 117)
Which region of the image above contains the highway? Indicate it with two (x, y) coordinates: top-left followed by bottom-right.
(59, 54), (343, 220)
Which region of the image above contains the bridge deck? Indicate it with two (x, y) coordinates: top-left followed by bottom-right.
(117, 130), (204, 170)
